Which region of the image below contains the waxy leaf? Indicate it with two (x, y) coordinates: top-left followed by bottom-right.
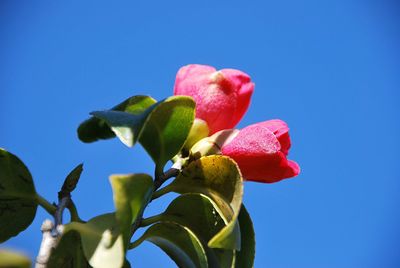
(89, 111), (144, 147)
(137, 96), (195, 169)
(47, 230), (90, 268)
(134, 222), (208, 268)
(65, 213), (125, 268)
(0, 249), (31, 268)
(160, 194), (235, 267)
(164, 155), (243, 250)
(0, 149), (38, 242)
(235, 205), (255, 268)
(92, 96), (195, 169)
(109, 173), (153, 245)
(78, 95), (157, 143)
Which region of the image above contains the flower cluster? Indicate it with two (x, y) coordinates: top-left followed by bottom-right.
(174, 64), (300, 183)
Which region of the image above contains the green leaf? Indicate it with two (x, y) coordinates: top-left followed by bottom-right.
(64, 213), (125, 268)
(89, 111), (144, 147)
(77, 95), (157, 143)
(138, 96), (195, 169)
(109, 173), (153, 245)
(235, 205), (255, 268)
(0, 148), (38, 242)
(163, 155), (243, 250)
(92, 96), (195, 169)
(0, 249), (31, 268)
(160, 193), (235, 268)
(134, 222), (208, 268)
(47, 230), (91, 268)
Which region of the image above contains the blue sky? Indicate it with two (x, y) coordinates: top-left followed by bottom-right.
(1, 1), (399, 267)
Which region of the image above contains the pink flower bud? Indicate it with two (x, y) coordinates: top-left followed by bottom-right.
(221, 120), (300, 183)
(174, 64), (254, 134)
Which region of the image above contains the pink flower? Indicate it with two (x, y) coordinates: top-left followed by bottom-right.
(174, 64), (254, 134)
(221, 119), (300, 183)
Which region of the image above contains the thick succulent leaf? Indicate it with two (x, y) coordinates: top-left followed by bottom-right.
(165, 155), (243, 250)
(160, 193), (235, 268)
(109, 173), (153, 245)
(47, 230), (91, 268)
(135, 222), (208, 268)
(77, 95), (157, 143)
(64, 213), (125, 268)
(0, 249), (31, 268)
(0, 148), (38, 242)
(92, 96), (195, 169)
(235, 205), (255, 268)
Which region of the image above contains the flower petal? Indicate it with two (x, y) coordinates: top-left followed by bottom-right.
(174, 64), (254, 134)
(220, 69), (254, 130)
(221, 122), (300, 183)
(221, 124), (280, 156)
(259, 119), (291, 155)
(226, 151), (300, 183)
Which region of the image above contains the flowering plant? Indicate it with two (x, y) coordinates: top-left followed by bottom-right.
(0, 64), (299, 268)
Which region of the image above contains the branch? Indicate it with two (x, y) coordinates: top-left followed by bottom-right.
(67, 199), (84, 222)
(153, 168), (180, 190)
(130, 167), (180, 237)
(35, 220), (62, 268)
(54, 194), (70, 230)
(35, 194), (57, 215)
(35, 164), (84, 266)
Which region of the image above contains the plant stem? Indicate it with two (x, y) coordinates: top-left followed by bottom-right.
(130, 167), (179, 238)
(35, 194), (57, 215)
(140, 214), (163, 227)
(67, 200), (84, 222)
(153, 168), (179, 190)
(154, 164), (164, 183)
(128, 236), (145, 250)
(152, 185), (173, 200)
(54, 196), (70, 229)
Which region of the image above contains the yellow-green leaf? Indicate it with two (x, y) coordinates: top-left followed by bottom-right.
(64, 213), (125, 268)
(0, 249), (31, 268)
(163, 155), (244, 250)
(109, 173), (153, 245)
(160, 193), (235, 268)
